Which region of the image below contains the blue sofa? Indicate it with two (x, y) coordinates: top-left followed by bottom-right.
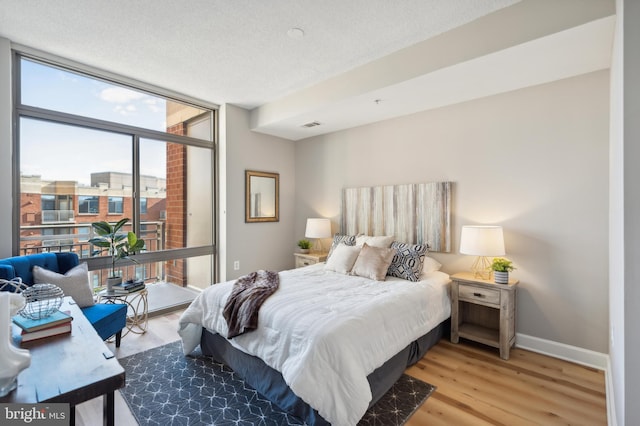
(0, 252), (127, 347)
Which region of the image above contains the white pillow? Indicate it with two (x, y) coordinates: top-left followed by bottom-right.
(325, 244), (361, 274)
(355, 235), (394, 248)
(422, 256), (442, 273)
(33, 262), (95, 308)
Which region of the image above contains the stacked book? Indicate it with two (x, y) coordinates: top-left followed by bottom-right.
(12, 310), (73, 343)
(111, 279), (145, 294)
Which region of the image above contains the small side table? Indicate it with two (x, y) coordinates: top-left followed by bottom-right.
(294, 252), (328, 268)
(450, 272), (518, 360)
(98, 287), (148, 337)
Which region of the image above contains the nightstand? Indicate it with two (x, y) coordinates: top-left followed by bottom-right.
(294, 252), (328, 268)
(450, 272), (518, 360)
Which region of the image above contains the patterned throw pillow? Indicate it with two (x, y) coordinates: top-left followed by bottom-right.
(327, 234), (357, 259)
(387, 241), (428, 282)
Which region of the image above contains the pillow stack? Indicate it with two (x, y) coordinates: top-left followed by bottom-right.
(324, 234), (436, 282)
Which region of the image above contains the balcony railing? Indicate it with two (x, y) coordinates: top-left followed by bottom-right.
(19, 221), (166, 285)
(41, 209), (75, 223)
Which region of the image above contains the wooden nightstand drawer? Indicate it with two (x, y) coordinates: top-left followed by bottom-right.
(293, 252), (328, 269)
(295, 256), (316, 268)
(459, 284), (500, 306)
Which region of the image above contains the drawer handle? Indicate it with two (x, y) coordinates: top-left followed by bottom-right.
(473, 292), (484, 298)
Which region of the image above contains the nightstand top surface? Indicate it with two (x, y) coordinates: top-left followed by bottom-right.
(294, 252), (328, 259)
(452, 271), (519, 288)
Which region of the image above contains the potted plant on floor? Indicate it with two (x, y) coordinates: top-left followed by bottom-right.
(297, 239), (312, 254)
(491, 257), (515, 284)
(90, 218), (145, 292)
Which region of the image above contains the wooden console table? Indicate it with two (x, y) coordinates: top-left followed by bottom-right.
(1, 297), (125, 426)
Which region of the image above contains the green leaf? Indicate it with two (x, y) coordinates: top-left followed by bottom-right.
(92, 221), (112, 236)
(112, 218), (130, 233)
(89, 240), (111, 248)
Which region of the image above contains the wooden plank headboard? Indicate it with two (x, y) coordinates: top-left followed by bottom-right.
(342, 182), (452, 252)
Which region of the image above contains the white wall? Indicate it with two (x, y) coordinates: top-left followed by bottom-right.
(295, 71), (610, 353)
(221, 104), (296, 280)
(0, 38), (12, 258)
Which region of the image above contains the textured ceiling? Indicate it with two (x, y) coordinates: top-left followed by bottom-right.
(0, 0), (519, 108)
(0, 0), (615, 140)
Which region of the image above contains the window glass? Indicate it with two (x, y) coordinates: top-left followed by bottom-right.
(20, 117), (132, 253)
(20, 58), (212, 140)
(108, 197), (124, 214)
(79, 195), (99, 214)
(17, 55), (215, 288)
(41, 195), (54, 210)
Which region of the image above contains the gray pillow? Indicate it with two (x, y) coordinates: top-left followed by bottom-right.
(33, 262), (95, 308)
(351, 243), (395, 281)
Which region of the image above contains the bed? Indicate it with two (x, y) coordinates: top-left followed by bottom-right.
(178, 260), (451, 425)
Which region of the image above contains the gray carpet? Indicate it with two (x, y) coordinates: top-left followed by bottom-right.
(119, 340), (435, 425)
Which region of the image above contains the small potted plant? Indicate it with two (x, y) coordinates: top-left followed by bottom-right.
(297, 239), (312, 254)
(89, 218), (145, 292)
(491, 257), (515, 284)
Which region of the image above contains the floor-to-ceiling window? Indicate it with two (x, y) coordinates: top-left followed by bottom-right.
(14, 54), (216, 290)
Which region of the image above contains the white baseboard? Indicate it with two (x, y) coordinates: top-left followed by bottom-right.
(515, 333), (608, 370)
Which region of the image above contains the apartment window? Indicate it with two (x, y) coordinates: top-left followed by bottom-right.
(15, 54), (217, 288)
(41, 195), (55, 211)
(40, 194), (73, 223)
(78, 196), (99, 214)
(108, 197), (124, 214)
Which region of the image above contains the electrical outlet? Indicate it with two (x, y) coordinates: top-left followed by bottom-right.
(233, 261), (240, 270)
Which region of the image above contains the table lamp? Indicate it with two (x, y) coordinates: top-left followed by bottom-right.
(459, 225), (505, 279)
(305, 218), (331, 253)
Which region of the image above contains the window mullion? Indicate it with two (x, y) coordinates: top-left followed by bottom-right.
(133, 135), (140, 235)
(16, 104), (213, 149)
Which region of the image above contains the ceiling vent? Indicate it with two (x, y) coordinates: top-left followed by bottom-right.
(301, 121), (321, 128)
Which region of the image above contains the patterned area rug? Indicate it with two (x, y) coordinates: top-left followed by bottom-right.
(119, 340), (435, 425)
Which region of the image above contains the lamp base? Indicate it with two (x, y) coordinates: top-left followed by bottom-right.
(470, 256), (492, 280)
(311, 239), (325, 254)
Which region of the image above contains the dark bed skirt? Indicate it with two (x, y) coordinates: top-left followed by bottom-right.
(199, 319), (448, 425)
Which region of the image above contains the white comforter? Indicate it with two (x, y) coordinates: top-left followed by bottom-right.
(178, 263), (451, 426)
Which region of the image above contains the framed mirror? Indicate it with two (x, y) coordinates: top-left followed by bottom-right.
(245, 170), (279, 222)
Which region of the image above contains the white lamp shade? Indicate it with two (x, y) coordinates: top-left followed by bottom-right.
(459, 225), (505, 256)
(305, 218), (331, 239)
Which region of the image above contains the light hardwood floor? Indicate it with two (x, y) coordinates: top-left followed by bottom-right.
(406, 341), (607, 425)
(76, 310), (607, 425)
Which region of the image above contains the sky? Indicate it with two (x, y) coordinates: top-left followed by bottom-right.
(19, 58), (168, 185)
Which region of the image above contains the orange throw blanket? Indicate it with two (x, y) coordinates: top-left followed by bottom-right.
(222, 270), (279, 338)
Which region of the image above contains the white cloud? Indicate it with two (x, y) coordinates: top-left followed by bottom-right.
(99, 87), (145, 103)
(144, 99), (162, 113)
(114, 104), (138, 115)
